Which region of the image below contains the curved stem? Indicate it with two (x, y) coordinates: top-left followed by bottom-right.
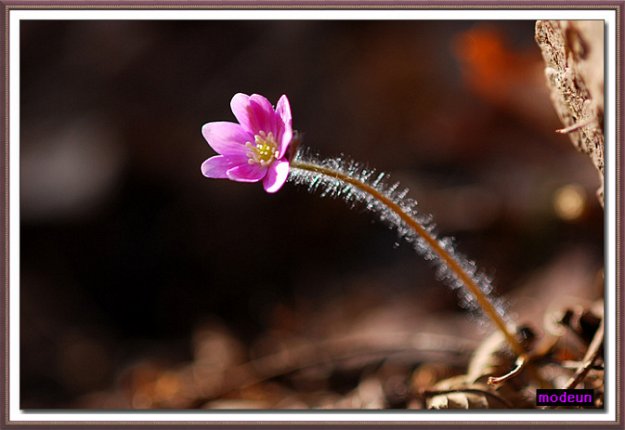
(291, 159), (525, 356)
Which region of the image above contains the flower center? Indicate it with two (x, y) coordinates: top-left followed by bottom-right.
(246, 131), (278, 167)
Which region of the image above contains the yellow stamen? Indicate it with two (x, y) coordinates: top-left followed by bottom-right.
(246, 131), (279, 167)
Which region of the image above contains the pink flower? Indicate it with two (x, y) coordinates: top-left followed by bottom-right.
(201, 93), (293, 193)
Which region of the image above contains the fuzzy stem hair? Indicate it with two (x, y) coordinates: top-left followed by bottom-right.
(289, 150), (525, 356)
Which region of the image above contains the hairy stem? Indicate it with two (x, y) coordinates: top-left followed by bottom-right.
(290, 159), (525, 356)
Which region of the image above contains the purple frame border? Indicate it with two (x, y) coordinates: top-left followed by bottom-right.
(0, 1), (622, 429)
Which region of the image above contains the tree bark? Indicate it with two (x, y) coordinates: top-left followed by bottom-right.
(535, 20), (605, 206)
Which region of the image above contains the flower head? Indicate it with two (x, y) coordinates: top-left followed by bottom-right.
(201, 93), (293, 193)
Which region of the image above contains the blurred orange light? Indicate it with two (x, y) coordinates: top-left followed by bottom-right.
(553, 185), (586, 221)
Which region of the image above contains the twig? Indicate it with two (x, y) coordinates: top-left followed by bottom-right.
(193, 332), (476, 402)
(422, 388), (514, 409)
(564, 315), (604, 389)
(555, 116), (597, 134)
(561, 360), (603, 371)
(487, 354), (528, 386)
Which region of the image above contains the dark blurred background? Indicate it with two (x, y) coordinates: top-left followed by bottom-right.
(20, 20), (603, 408)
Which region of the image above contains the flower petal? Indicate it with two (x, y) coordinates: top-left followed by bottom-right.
(202, 121), (252, 156)
(230, 93), (277, 136)
(276, 94), (292, 125)
(277, 128), (293, 159)
(201, 155), (248, 179)
(230, 93), (253, 132)
(249, 94), (278, 134)
(263, 159), (290, 193)
(226, 163), (267, 183)
(275, 95), (293, 158)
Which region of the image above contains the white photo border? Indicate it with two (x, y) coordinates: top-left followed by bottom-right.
(4, 6), (620, 426)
